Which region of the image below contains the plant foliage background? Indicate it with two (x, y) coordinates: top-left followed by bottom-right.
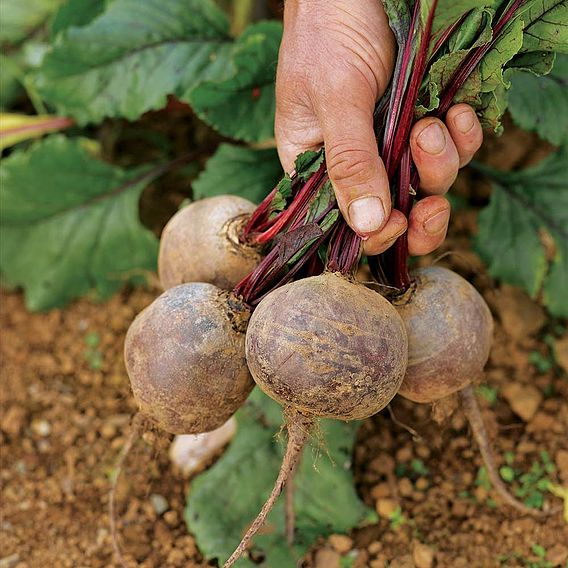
(0, 1), (567, 565)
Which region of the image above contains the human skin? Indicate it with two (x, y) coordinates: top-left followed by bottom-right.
(275, 0), (484, 255)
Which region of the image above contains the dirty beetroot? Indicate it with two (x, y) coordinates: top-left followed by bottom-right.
(2, 161), (567, 566)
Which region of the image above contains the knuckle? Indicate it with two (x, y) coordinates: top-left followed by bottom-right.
(326, 143), (377, 187)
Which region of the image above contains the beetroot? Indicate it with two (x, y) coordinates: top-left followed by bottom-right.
(393, 266), (549, 517)
(224, 272), (408, 567)
(124, 283), (253, 434)
(394, 266), (493, 403)
(247, 272), (408, 420)
(158, 195), (261, 290)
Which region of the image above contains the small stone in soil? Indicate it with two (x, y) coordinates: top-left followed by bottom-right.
(328, 534), (353, 554)
(412, 541), (435, 568)
(497, 285), (547, 340)
(376, 498), (399, 518)
(555, 449), (568, 484)
(150, 494), (169, 516)
(0, 406), (27, 437)
(501, 383), (542, 422)
(31, 420), (51, 437)
(314, 547), (340, 568)
(554, 334), (568, 374)
(398, 478), (414, 497)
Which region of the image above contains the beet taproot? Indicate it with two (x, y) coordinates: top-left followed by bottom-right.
(124, 283), (253, 434)
(394, 266), (493, 403)
(158, 195), (261, 290)
(393, 267), (551, 517)
(246, 272), (408, 420)
(224, 272), (408, 567)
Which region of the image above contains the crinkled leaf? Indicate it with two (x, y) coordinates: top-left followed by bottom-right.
(34, 0), (233, 124)
(268, 149), (325, 216)
(284, 209), (340, 267)
(188, 21), (282, 142)
(475, 146), (568, 317)
(508, 54), (568, 145)
(295, 149), (325, 181)
(50, 0), (107, 38)
(479, 17), (524, 92)
(417, 7), (493, 115)
(507, 51), (556, 75)
(0, 0), (64, 44)
(192, 144), (282, 204)
(186, 390), (374, 567)
(279, 224), (325, 268)
(455, 17), (524, 130)
(0, 135), (159, 311)
(519, 0), (568, 54)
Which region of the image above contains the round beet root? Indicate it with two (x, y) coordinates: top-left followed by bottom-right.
(246, 272), (408, 420)
(124, 283), (253, 434)
(394, 266), (493, 403)
(158, 195), (261, 290)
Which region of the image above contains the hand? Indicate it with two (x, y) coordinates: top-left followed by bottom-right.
(275, 0), (483, 256)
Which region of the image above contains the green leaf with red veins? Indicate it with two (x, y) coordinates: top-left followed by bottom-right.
(508, 54), (568, 145)
(0, 135), (159, 311)
(188, 21), (282, 143)
(33, 0), (233, 124)
(475, 146), (568, 318)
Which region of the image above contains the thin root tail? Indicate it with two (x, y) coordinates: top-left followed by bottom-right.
(223, 412), (312, 568)
(460, 385), (551, 518)
(109, 412), (145, 567)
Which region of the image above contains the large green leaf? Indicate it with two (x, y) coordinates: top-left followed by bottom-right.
(50, 0), (107, 38)
(192, 143), (282, 203)
(34, 0), (234, 124)
(475, 146), (568, 318)
(188, 21), (283, 143)
(0, 0), (64, 44)
(186, 390), (375, 568)
(508, 54), (568, 145)
(519, 0), (568, 54)
(0, 135), (160, 311)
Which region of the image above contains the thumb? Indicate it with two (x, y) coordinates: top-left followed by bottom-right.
(321, 103), (391, 236)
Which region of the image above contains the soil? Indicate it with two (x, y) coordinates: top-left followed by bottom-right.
(1, 127), (567, 568)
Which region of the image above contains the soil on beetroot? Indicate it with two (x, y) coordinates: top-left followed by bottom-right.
(2, 127), (568, 568)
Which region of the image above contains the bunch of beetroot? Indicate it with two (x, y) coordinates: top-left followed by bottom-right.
(123, 0), (559, 565)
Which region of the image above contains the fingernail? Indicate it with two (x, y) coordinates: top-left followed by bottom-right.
(417, 123), (446, 155)
(348, 196), (386, 234)
(454, 110), (475, 134)
(423, 208), (449, 235)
